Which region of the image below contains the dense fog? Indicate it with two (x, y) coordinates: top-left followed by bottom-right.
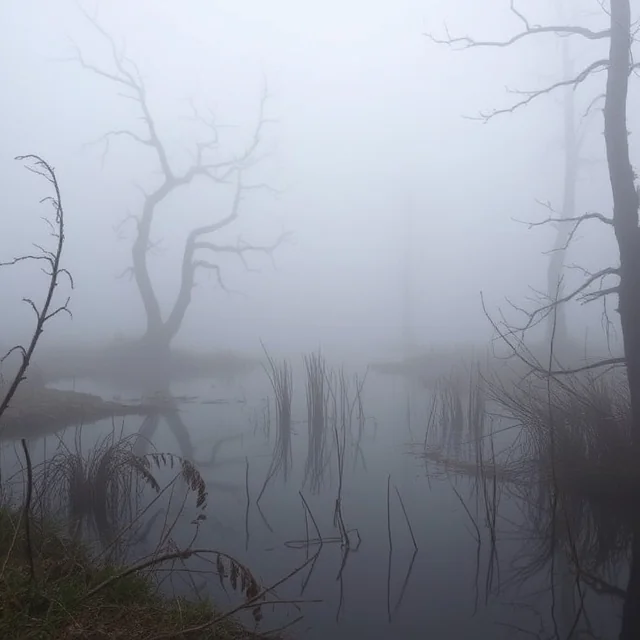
(0, 0), (624, 358)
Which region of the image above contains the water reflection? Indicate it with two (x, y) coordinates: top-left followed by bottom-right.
(1, 361), (636, 639)
(133, 406), (245, 498)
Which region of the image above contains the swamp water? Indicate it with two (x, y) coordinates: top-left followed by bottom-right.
(0, 365), (628, 639)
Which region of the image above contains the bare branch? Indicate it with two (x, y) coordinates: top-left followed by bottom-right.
(581, 285), (619, 303)
(192, 261), (245, 297)
(0, 155), (73, 421)
(1, 346), (27, 364)
(85, 129), (154, 168)
(512, 267), (619, 334)
(426, 7), (610, 51)
(73, 14), (172, 180)
(113, 212), (140, 241)
(515, 210), (614, 253)
(481, 293), (626, 377)
(193, 232), (289, 266)
(473, 59), (609, 121)
(519, 210), (614, 229)
(115, 266), (135, 281)
(582, 92), (606, 119)
(0, 254), (53, 268)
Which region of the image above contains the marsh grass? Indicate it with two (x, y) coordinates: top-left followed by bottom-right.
(423, 367), (492, 465)
(0, 426), (316, 639)
(303, 351), (330, 494)
(420, 363), (638, 503)
(422, 361), (638, 603)
(488, 369), (637, 498)
(12, 429), (208, 562)
(257, 347), (293, 502)
(488, 370), (637, 602)
(0, 506), (275, 640)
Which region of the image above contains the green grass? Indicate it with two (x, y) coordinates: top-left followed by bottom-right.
(0, 507), (268, 639)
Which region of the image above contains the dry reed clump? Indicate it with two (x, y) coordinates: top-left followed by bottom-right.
(0, 431), (301, 639)
(487, 369), (637, 498)
(303, 351), (330, 494)
(257, 347), (293, 502)
(424, 364), (638, 499)
(30, 431), (208, 554)
(423, 368), (489, 463)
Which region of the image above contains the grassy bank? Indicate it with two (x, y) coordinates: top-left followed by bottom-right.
(0, 507), (270, 640)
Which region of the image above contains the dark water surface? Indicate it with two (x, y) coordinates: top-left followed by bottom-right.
(0, 367), (626, 639)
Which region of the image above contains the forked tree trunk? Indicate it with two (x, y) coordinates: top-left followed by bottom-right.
(606, 0), (640, 455)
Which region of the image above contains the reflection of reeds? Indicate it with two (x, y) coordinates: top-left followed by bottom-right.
(477, 366), (634, 626)
(418, 351), (638, 631)
(257, 345), (293, 503)
(386, 475), (419, 623)
(301, 352), (369, 493)
(303, 351), (329, 494)
(423, 373), (469, 457)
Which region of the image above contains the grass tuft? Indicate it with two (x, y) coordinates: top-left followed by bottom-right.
(0, 507), (261, 640)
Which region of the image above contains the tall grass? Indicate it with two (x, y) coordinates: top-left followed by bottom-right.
(1, 425), (314, 638)
(257, 346), (293, 503)
(423, 367), (489, 464)
(13, 430), (207, 561)
(303, 351), (329, 494)
(424, 360), (637, 608)
(488, 369), (634, 495)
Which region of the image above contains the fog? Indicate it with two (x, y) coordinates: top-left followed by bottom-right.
(0, 0), (622, 359)
(4, 4), (640, 637)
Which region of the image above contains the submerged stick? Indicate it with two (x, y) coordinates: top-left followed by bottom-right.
(394, 485), (418, 550)
(244, 456), (250, 551)
(386, 473), (393, 623)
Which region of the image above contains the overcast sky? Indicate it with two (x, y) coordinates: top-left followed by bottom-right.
(0, 0), (626, 358)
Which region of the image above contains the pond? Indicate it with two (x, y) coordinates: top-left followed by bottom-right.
(0, 361), (629, 639)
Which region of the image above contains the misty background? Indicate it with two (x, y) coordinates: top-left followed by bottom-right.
(0, 0), (621, 359)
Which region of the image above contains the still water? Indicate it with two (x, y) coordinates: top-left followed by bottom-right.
(0, 365), (626, 639)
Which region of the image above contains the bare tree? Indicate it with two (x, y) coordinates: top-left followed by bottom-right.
(428, 3), (640, 637)
(427, 1), (640, 443)
(0, 155), (73, 582)
(0, 156), (73, 418)
(73, 16), (287, 357)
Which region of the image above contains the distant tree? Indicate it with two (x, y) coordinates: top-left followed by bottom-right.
(74, 16), (287, 357)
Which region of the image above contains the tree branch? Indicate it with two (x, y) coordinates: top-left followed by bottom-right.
(473, 59), (609, 121)
(193, 232), (289, 270)
(515, 210), (615, 253)
(511, 267), (619, 334)
(481, 293), (626, 378)
(0, 155), (73, 420)
(426, 0), (610, 51)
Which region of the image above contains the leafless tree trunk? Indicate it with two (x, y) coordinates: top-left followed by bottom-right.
(427, 1), (635, 420)
(0, 156), (72, 417)
(605, 0), (640, 456)
(74, 16), (287, 357)
(428, 1), (640, 635)
(0, 155), (73, 583)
